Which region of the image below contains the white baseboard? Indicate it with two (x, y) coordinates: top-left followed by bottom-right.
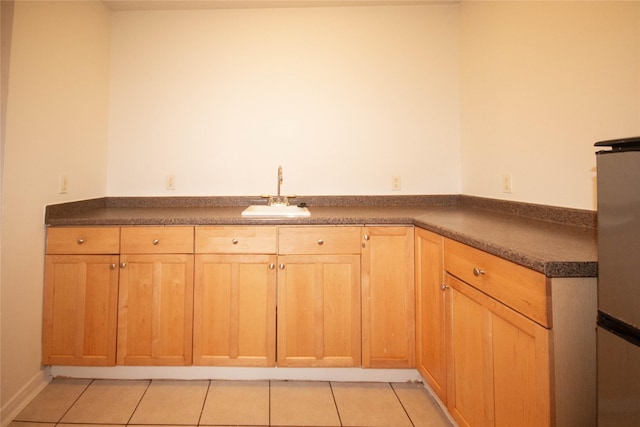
(1, 367), (52, 427)
(50, 366), (422, 383)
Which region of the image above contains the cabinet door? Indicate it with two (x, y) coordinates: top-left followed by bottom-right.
(415, 228), (447, 403)
(447, 273), (489, 427)
(277, 254), (361, 367)
(361, 226), (415, 368)
(117, 254), (194, 365)
(447, 273), (552, 427)
(193, 254), (277, 366)
(42, 255), (119, 366)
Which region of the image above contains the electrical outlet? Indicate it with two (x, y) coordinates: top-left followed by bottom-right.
(502, 174), (513, 193)
(391, 175), (402, 191)
(166, 175), (176, 190)
(58, 174), (68, 194)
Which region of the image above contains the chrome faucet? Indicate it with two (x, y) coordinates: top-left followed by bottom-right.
(262, 165), (295, 206)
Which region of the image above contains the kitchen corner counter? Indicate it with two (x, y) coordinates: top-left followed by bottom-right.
(44, 195), (597, 278)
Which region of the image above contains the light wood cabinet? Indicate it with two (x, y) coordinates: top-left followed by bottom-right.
(117, 227), (194, 366)
(42, 227), (120, 366)
(193, 226), (277, 366)
(414, 228), (447, 402)
(446, 273), (551, 427)
(443, 237), (552, 427)
(277, 226), (362, 367)
(361, 226), (415, 368)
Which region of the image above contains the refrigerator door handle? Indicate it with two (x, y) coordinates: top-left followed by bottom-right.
(598, 311), (640, 347)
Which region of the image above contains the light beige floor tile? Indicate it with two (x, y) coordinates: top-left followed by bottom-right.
(270, 381), (340, 427)
(128, 380), (208, 425)
(58, 424), (124, 427)
(14, 378), (91, 423)
(60, 379), (149, 424)
(332, 382), (413, 427)
(200, 380), (269, 426)
(9, 423), (55, 427)
(392, 383), (453, 427)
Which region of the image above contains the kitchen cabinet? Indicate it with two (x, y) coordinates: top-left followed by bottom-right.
(443, 237), (553, 427)
(361, 226), (415, 368)
(276, 226), (362, 367)
(42, 227), (120, 366)
(117, 226), (194, 366)
(414, 228), (447, 402)
(446, 273), (551, 427)
(193, 226), (277, 366)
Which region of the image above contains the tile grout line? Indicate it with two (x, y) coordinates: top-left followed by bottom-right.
(268, 379), (272, 427)
(328, 381), (343, 427)
(124, 379), (152, 426)
(390, 382), (416, 427)
(54, 379), (95, 426)
(196, 380), (212, 426)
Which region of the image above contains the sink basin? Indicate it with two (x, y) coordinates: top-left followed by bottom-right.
(241, 204), (311, 217)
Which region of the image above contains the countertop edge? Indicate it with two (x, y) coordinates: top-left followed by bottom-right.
(44, 195), (598, 279)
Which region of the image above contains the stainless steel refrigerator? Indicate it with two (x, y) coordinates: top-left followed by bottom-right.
(595, 136), (640, 426)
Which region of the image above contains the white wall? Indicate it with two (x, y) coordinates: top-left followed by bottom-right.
(460, 1), (640, 210)
(1, 0), (110, 419)
(107, 4), (462, 196)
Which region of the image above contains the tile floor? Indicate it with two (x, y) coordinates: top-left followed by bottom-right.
(10, 378), (454, 427)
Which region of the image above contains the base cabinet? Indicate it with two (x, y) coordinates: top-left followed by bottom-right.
(42, 227), (120, 366)
(277, 254), (361, 366)
(415, 230), (596, 427)
(117, 253), (194, 365)
(446, 273), (551, 427)
(415, 228), (447, 402)
(277, 226), (362, 367)
(42, 254), (119, 366)
(362, 226), (415, 368)
(43, 224), (414, 369)
(116, 226), (195, 366)
(193, 254), (277, 366)
(193, 226), (278, 367)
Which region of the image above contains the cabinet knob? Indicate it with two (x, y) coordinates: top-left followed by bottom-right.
(120, 262), (127, 268)
(473, 267), (485, 277)
(364, 234), (370, 241)
(279, 263), (285, 270)
(152, 239), (160, 245)
(440, 284), (450, 291)
(269, 263), (275, 270)
(317, 239), (324, 246)
(232, 238), (239, 245)
(110, 263), (117, 270)
(77, 238), (85, 245)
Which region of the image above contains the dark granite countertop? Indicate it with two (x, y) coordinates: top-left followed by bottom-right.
(45, 195), (597, 278)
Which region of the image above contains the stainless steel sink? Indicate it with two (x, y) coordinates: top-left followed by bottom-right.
(241, 204), (311, 217)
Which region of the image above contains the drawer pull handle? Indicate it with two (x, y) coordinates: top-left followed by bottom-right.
(152, 239), (159, 245)
(232, 238), (239, 245)
(473, 267), (485, 277)
(440, 284), (450, 291)
(269, 263), (275, 270)
(77, 238), (85, 245)
(317, 239), (324, 246)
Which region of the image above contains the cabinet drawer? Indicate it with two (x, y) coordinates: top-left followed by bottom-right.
(444, 238), (550, 327)
(195, 226), (277, 254)
(278, 226), (362, 255)
(46, 227), (120, 254)
(121, 226), (194, 254)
